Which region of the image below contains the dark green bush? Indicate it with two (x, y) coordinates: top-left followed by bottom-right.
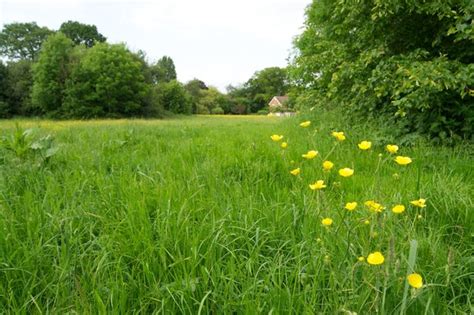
(290, 0), (474, 141)
(210, 106), (224, 115)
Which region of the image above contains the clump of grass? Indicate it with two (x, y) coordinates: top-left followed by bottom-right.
(0, 115), (471, 313)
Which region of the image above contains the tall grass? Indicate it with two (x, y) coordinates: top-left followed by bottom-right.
(0, 115), (472, 313)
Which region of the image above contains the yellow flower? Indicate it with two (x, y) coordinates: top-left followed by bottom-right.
(345, 202), (358, 211)
(386, 144), (399, 154)
(321, 218), (333, 226)
(309, 180), (326, 190)
(407, 273), (423, 289)
(290, 168), (300, 176)
(392, 204), (405, 214)
(322, 160), (334, 171)
(271, 134), (284, 142)
(364, 219), (370, 225)
(302, 150), (318, 159)
(280, 142), (288, 149)
(395, 156), (412, 165)
(299, 121), (311, 128)
(410, 198), (427, 208)
(338, 168), (354, 177)
(358, 141), (372, 150)
(358, 256), (365, 262)
(364, 200), (385, 212)
(367, 251), (385, 265)
(331, 131), (346, 141)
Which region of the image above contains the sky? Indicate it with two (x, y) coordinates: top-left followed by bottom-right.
(0, 0), (310, 92)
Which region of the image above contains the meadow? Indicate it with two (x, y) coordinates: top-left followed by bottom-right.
(0, 114), (472, 314)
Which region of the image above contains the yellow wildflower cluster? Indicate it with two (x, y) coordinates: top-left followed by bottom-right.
(269, 119), (427, 291)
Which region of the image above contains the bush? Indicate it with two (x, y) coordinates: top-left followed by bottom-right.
(196, 104), (210, 114)
(153, 80), (192, 115)
(64, 43), (149, 118)
(257, 109), (269, 115)
(210, 106), (224, 115)
(291, 1), (474, 140)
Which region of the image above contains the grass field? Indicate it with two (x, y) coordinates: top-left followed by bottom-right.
(0, 115), (472, 313)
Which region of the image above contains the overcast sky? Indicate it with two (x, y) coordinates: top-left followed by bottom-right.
(0, 0), (310, 91)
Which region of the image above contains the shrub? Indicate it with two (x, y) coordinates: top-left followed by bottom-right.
(153, 80), (192, 115)
(196, 104), (210, 114)
(290, 0), (474, 140)
(210, 106), (224, 115)
(64, 43), (149, 118)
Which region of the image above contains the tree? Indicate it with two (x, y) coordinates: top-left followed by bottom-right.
(31, 33), (74, 116)
(150, 56), (177, 83)
(185, 78), (208, 113)
(227, 67), (289, 113)
(291, 0), (474, 140)
(59, 21), (106, 48)
(64, 43), (149, 117)
(154, 80), (192, 114)
(5, 60), (35, 116)
(0, 22), (54, 60)
(0, 61), (9, 117)
(197, 87), (228, 114)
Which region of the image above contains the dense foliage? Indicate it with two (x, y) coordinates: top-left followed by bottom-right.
(0, 22), (53, 60)
(59, 20), (107, 47)
(31, 33), (75, 116)
(151, 56), (177, 84)
(153, 80), (192, 114)
(228, 67), (290, 113)
(64, 43), (149, 118)
(291, 0), (474, 141)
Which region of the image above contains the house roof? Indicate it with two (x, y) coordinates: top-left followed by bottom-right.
(274, 96), (289, 103)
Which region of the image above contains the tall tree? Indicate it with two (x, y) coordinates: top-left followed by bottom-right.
(151, 56), (177, 83)
(185, 78), (208, 113)
(0, 61), (9, 117)
(5, 60), (35, 115)
(59, 21), (106, 47)
(31, 33), (74, 115)
(0, 22), (54, 60)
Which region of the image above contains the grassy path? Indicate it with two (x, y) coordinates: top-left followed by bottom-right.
(0, 115), (472, 313)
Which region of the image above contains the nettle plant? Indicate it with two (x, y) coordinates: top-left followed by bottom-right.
(270, 120), (429, 312)
(0, 124), (59, 164)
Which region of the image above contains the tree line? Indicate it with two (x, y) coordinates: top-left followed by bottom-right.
(0, 21), (290, 118)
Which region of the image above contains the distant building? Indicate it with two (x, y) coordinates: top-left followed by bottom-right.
(268, 96), (289, 110)
(268, 96), (295, 116)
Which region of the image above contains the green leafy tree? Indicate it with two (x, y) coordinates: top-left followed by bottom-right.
(0, 61), (9, 117)
(59, 20), (106, 47)
(228, 67), (289, 113)
(291, 0), (474, 140)
(64, 43), (149, 117)
(154, 80), (192, 114)
(197, 87), (229, 114)
(185, 78), (208, 113)
(151, 56), (177, 83)
(31, 33), (74, 116)
(6, 60), (35, 115)
(0, 22), (54, 60)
